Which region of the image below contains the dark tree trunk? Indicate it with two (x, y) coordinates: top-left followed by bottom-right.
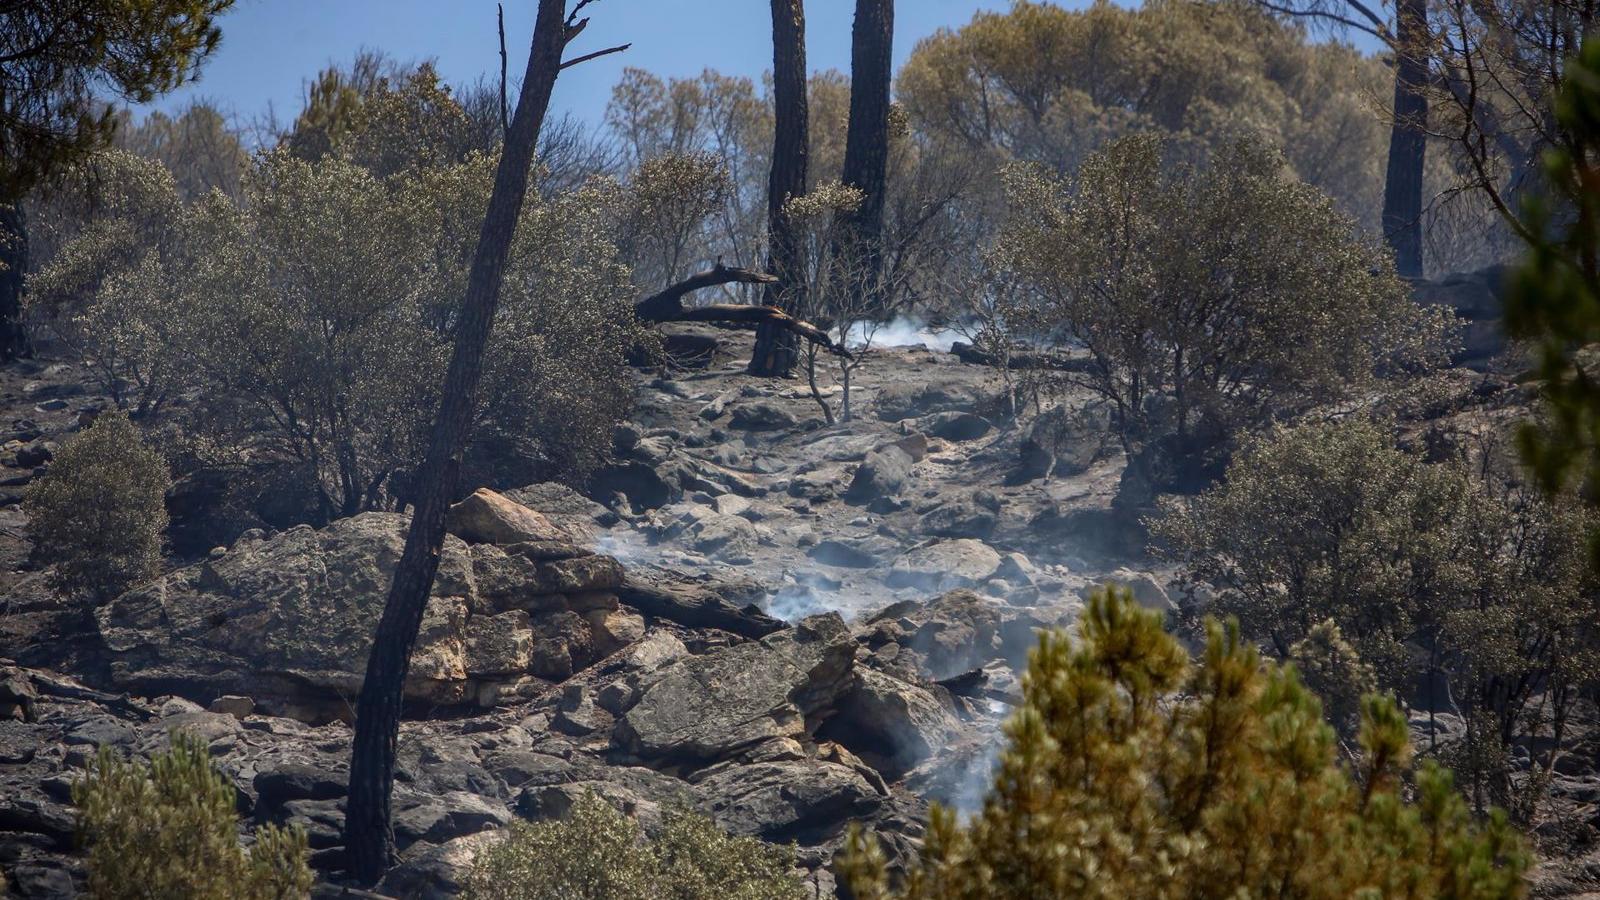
(837, 0), (893, 308)
(748, 0), (808, 377)
(0, 201), (30, 361)
(1382, 0), (1428, 280)
(342, 0), (570, 884)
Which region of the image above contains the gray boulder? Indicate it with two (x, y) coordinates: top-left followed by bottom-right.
(885, 540), (1002, 592)
(828, 668), (960, 779)
(875, 380), (982, 422)
(844, 446), (913, 504)
(917, 499), (998, 540)
(615, 614), (856, 765)
(922, 411), (992, 442)
(692, 758), (884, 841)
(1014, 401), (1113, 482)
(96, 512), (626, 719)
(728, 400), (799, 431)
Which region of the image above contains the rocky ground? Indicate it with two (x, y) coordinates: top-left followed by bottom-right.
(3, 285), (1600, 897)
(0, 325), (1140, 899)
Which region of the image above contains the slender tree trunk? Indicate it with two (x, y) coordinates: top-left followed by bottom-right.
(1382, 0), (1428, 280)
(0, 201), (31, 361)
(838, 0), (893, 310)
(748, 0), (809, 377)
(342, 0), (569, 883)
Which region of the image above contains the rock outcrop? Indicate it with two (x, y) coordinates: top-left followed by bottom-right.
(95, 494), (628, 721)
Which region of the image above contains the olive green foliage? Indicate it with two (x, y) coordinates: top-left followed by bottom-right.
(25, 411), (168, 603)
(0, 0), (234, 198)
(606, 68), (771, 287)
(1288, 619), (1378, 738)
(899, 1), (1385, 220)
(31, 72), (641, 518)
(614, 151), (730, 290)
(73, 732), (312, 900)
(1155, 419), (1600, 814)
(1507, 39), (1600, 513)
(842, 586), (1529, 899)
(115, 101), (248, 201)
(462, 792), (804, 900)
(998, 135), (1451, 453)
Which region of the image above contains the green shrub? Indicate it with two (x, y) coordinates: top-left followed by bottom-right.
(463, 791), (805, 900)
(1288, 619), (1377, 739)
(1153, 419), (1600, 814)
(841, 586), (1528, 900)
(73, 732), (312, 900)
(994, 135), (1452, 458)
(25, 411), (169, 602)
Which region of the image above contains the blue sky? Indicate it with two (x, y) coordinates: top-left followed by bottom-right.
(138, 0), (1017, 128)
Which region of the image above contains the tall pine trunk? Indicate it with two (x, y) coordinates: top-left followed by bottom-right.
(342, 0), (569, 883)
(837, 0), (893, 311)
(0, 201), (30, 361)
(1383, 0), (1428, 280)
(748, 0), (809, 377)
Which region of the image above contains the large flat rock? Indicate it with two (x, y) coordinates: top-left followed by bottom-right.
(615, 614), (855, 765)
(96, 511), (623, 719)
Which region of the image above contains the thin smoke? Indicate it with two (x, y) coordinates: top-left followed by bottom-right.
(846, 316), (960, 353)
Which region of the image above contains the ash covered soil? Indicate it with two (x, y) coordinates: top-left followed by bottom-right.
(2, 323), (1597, 898)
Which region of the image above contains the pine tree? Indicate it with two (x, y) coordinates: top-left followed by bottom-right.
(842, 586), (1529, 900)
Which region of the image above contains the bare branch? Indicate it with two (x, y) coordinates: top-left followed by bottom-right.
(1256, 0), (1391, 43)
(632, 264), (849, 359)
(497, 4), (509, 134)
(671, 304), (852, 358)
(634, 263), (775, 322)
(560, 42), (631, 70)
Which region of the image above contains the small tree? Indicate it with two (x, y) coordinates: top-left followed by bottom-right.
(25, 411), (169, 603)
(463, 792), (805, 900)
(996, 135), (1453, 458)
(841, 586), (1529, 899)
(73, 732), (312, 900)
(783, 181), (873, 424)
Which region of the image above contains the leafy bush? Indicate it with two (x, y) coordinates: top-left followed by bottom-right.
(463, 792), (804, 900)
(841, 586), (1529, 899)
(31, 138), (641, 519)
(1154, 419), (1600, 816)
(996, 135), (1452, 459)
(25, 411), (169, 602)
(73, 732), (312, 900)
(1288, 619), (1377, 739)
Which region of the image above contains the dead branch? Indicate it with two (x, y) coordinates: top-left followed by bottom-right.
(560, 42), (631, 69)
(633, 264), (852, 359)
(497, 5), (509, 134)
(634, 263), (775, 320)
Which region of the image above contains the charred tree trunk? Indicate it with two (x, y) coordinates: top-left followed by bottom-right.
(0, 201), (30, 361)
(342, 0), (571, 883)
(837, 0), (893, 309)
(748, 0), (809, 377)
(1383, 0), (1428, 280)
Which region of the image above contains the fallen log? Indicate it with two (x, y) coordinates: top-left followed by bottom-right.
(618, 569), (787, 640)
(634, 264), (850, 359)
(950, 340), (1096, 373)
